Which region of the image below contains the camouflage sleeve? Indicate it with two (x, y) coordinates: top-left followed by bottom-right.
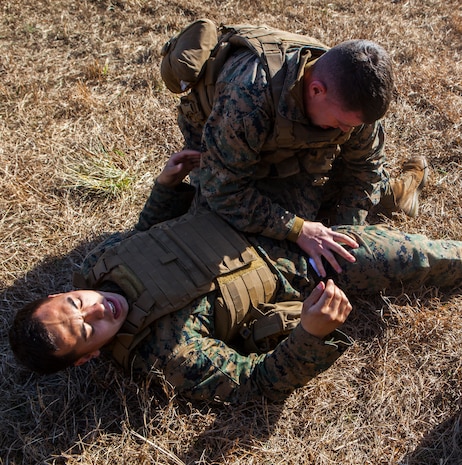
(134, 294), (352, 403)
(199, 51), (298, 240)
(333, 121), (387, 225)
(177, 101), (203, 152)
(135, 180), (195, 231)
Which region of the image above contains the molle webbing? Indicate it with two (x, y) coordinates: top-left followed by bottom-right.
(195, 24), (328, 121)
(214, 251), (277, 341)
(83, 210), (276, 369)
(221, 25), (327, 148)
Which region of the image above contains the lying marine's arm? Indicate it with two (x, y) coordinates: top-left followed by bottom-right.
(135, 181), (195, 231)
(136, 150), (200, 231)
(133, 292), (352, 404)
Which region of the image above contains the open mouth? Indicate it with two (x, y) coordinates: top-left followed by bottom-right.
(108, 300), (117, 317)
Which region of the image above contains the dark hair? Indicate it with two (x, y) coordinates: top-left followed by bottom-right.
(8, 298), (79, 375)
(313, 39), (394, 123)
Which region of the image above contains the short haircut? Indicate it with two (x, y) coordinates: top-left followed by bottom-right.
(313, 39), (394, 123)
(9, 298), (79, 375)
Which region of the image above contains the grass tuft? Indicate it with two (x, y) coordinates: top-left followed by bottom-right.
(62, 142), (135, 197)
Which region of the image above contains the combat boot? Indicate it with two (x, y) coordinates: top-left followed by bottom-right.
(380, 156), (429, 218)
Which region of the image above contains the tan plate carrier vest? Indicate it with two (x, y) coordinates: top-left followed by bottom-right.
(76, 210), (301, 370)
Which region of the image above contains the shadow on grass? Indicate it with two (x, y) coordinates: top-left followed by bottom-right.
(399, 409), (462, 465)
(0, 233), (285, 464)
(2, 234), (461, 464)
(177, 400), (286, 464)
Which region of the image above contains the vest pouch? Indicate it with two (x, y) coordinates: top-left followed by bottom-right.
(84, 208), (265, 371)
(241, 301), (302, 353)
(214, 252), (277, 342)
(179, 90), (209, 125)
(213, 296), (236, 342)
(268, 157), (301, 178)
(160, 19), (218, 93)
(301, 146), (340, 174)
(254, 157), (301, 180)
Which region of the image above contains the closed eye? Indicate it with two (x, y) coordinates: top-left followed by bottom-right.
(67, 297), (92, 339)
(81, 323), (94, 341)
(67, 296), (79, 309)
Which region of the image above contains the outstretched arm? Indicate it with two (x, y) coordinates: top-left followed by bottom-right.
(135, 150), (201, 231)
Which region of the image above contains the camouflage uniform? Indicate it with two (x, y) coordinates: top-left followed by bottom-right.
(80, 182), (462, 404)
(178, 47), (387, 239)
(134, 180), (195, 231)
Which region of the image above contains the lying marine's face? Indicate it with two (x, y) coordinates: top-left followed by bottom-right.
(35, 290), (129, 365)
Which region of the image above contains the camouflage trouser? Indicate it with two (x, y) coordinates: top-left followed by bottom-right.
(334, 224), (462, 294)
(252, 224), (462, 300)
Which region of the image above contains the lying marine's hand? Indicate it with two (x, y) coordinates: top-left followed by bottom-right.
(296, 220), (359, 277)
(157, 149), (201, 187)
(300, 279), (352, 338)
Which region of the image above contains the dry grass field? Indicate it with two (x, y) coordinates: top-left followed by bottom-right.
(1, 0), (461, 464)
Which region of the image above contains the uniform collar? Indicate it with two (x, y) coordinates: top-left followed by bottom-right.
(279, 48), (319, 124)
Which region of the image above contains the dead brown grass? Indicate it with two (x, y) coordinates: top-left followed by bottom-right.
(1, 0), (461, 464)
